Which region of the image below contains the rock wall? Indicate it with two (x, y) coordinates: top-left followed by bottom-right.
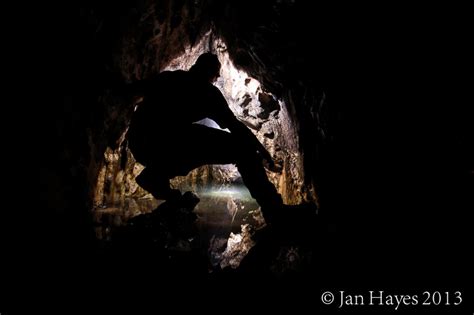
(94, 34), (316, 207)
(54, 0), (336, 216)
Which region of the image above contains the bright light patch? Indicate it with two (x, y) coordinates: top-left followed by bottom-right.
(198, 185), (253, 200)
(194, 118), (230, 132)
(214, 52), (264, 119)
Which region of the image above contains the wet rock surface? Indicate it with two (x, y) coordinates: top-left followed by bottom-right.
(94, 185), (319, 279)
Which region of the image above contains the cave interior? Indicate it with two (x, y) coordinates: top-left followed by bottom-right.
(38, 0), (473, 310)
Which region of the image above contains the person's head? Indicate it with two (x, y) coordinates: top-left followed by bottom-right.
(190, 53), (221, 83)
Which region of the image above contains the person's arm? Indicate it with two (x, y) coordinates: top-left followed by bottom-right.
(229, 118), (272, 159)
(211, 88), (280, 171)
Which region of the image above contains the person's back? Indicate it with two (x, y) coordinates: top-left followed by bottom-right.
(129, 71), (205, 131)
(129, 69), (230, 138)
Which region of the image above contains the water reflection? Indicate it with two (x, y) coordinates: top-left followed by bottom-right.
(194, 185), (258, 232)
(92, 184), (260, 245)
(191, 184), (261, 268)
(93, 197), (162, 241)
(91, 183), (313, 273)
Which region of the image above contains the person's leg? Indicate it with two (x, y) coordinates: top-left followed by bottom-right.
(179, 126), (318, 224)
(171, 125), (283, 210)
(235, 154), (283, 208)
(129, 130), (181, 200)
(135, 165), (180, 200)
(132, 124), (283, 213)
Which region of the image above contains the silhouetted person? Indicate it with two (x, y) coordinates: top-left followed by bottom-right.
(127, 53), (311, 222)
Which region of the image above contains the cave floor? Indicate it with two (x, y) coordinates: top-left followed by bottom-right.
(93, 184), (265, 269)
(89, 182), (323, 295)
(193, 185), (260, 241)
(83, 183), (325, 310)
(94, 184), (258, 240)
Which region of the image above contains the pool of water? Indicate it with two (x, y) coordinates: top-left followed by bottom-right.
(93, 184), (261, 264)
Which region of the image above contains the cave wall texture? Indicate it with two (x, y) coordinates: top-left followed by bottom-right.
(66, 0), (337, 210)
(44, 0), (473, 286)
